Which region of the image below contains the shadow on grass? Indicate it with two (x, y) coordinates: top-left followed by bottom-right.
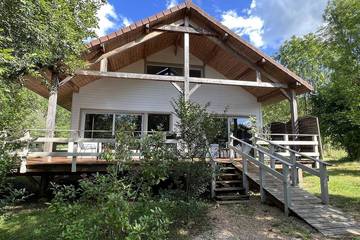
(326, 156), (359, 165)
(0, 207), (57, 240)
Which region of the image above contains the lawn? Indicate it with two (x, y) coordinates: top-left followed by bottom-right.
(302, 149), (360, 221)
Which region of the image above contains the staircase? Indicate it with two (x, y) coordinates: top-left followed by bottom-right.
(213, 161), (249, 204)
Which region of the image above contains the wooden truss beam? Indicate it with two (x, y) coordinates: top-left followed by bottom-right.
(75, 70), (288, 88)
(152, 25), (216, 36)
(207, 36), (291, 99)
(94, 20), (184, 64)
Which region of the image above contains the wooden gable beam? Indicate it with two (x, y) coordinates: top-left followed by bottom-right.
(153, 25), (217, 36)
(94, 20), (184, 64)
(207, 36), (290, 99)
(75, 70), (287, 88)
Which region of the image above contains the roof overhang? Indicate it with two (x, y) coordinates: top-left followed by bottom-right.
(24, 1), (313, 110)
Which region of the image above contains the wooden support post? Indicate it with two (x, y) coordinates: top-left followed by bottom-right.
(44, 71), (59, 154)
(40, 175), (49, 197)
(282, 164), (291, 216)
(100, 58), (108, 72)
(183, 16), (190, 101)
(241, 143), (249, 194)
(259, 151), (266, 203)
(319, 163), (329, 205)
(71, 135), (78, 173)
(289, 89), (298, 135)
(289, 151), (298, 186)
(211, 160), (216, 199)
(313, 135), (320, 168)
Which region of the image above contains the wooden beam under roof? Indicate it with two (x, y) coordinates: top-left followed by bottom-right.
(94, 19), (185, 64)
(74, 70), (288, 88)
(152, 25), (217, 36)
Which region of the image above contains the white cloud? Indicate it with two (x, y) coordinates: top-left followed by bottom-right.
(95, 3), (133, 37)
(96, 3), (118, 37)
(220, 0), (327, 50)
(120, 16), (132, 27)
(166, 0), (178, 9)
(221, 10), (265, 48)
(252, 0), (328, 49)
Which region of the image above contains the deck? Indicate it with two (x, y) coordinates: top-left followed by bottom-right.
(232, 159), (360, 238)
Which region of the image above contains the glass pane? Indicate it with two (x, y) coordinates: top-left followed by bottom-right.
(212, 117), (228, 147)
(147, 65), (202, 77)
(115, 114), (142, 136)
(231, 117), (252, 143)
(190, 69), (202, 77)
(148, 114), (170, 132)
(84, 114), (113, 138)
(147, 65), (183, 76)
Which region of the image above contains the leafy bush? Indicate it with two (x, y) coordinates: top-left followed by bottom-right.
(43, 175), (171, 240)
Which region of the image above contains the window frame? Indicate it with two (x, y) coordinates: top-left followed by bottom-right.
(80, 109), (173, 138)
(145, 61), (204, 78)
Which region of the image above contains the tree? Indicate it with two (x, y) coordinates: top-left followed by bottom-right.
(312, 0), (360, 159)
(0, 0), (104, 81)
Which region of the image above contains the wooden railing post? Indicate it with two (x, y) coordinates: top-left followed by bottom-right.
(313, 135), (320, 168)
(289, 151), (298, 186)
(229, 134), (234, 160)
(211, 159), (216, 199)
(282, 163), (291, 216)
(319, 163), (329, 205)
(269, 145), (276, 169)
(259, 151), (266, 203)
(241, 142), (249, 194)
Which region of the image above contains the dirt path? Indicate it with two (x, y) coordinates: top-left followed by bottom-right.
(190, 196), (332, 240)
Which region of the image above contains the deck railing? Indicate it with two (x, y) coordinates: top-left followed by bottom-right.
(229, 134), (330, 215)
(254, 136), (330, 205)
(7, 129), (177, 173)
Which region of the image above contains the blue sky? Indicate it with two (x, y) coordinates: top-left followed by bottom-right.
(96, 0), (328, 55)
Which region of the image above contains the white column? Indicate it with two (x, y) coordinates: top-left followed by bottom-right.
(183, 16), (190, 101)
(289, 89), (298, 134)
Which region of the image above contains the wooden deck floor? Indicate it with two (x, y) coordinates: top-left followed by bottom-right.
(232, 160), (360, 238)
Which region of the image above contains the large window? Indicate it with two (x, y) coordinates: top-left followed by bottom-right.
(147, 114), (170, 132)
(84, 113), (142, 138)
(146, 64), (202, 77)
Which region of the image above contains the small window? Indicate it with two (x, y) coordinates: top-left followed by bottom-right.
(148, 114), (170, 132)
(146, 64), (202, 77)
(84, 114), (113, 138)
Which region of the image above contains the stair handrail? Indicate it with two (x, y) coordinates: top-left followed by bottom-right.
(255, 136), (330, 205)
(229, 134), (293, 216)
(230, 136), (293, 167)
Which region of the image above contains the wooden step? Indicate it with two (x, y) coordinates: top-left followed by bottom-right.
(216, 194), (249, 200)
(219, 166), (236, 171)
(217, 200), (249, 204)
(216, 180), (242, 184)
(218, 173), (239, 177)
(215, 187), (243, 192)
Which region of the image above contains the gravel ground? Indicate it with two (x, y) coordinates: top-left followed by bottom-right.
(188, 196), (333, 240)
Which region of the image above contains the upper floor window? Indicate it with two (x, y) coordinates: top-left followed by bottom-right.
(146, 64), (202, 78)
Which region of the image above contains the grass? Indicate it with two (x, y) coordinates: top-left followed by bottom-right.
(0, 204), (57, 240)
(302, 149), (360, 221)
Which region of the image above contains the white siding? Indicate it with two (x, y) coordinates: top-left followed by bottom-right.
(71, 47), (261, 130)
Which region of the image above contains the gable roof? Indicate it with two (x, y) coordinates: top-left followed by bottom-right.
(24, 1), (313, 110)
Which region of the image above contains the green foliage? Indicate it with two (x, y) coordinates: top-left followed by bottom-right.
(266, 0), (360, 159)
(42, 175), (170, 240)
(0, 0), (104, 82)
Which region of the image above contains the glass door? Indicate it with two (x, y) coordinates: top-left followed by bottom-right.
(229, 117), (252, 145)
